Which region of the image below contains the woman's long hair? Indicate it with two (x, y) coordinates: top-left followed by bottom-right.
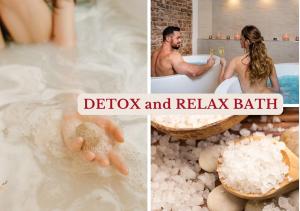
(241, 25), (274, 85)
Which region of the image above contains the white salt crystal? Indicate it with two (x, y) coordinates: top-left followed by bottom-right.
(191, 206), (202, 211)
(260, 116), (268, 123)
(198, 173), (216, 190)
(250, 123), (258, 131)
(240, 128), (251, 136)
(231, 123), (241, 131)
(278, 197), (297, 211)
(262, 202), (281, 211)
(272, 116), (281, 123)
(267, 123), (273, 130)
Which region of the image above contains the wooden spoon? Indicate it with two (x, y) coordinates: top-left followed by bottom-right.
(217, 136), (299, 200)
(151, 115), (247, 140)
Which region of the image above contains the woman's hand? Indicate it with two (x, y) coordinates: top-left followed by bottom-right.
(61, 112), (128, 175)
(220, 57), (227, 67)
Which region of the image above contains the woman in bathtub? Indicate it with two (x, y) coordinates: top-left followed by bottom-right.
(219, 25), (280, 93)
(0, 0), (75, 48)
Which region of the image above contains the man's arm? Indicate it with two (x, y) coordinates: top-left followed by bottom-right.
(151, 52), (157, 77)
(171, 52), (214, 77)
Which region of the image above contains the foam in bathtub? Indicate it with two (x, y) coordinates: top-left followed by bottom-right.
(76, 122), (112, 153)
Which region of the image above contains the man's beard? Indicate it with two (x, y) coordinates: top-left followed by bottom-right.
(172, 44), (180, 50)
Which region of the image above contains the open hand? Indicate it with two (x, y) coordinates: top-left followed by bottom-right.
(61, 112), (128, 175)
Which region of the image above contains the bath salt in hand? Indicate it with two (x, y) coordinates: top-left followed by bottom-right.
(76, 122), (112, 153)
(62, 113), (128, 175)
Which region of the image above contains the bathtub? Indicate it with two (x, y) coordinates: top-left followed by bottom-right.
(151, 55), (221, 93)
(215, 63), (299, 104)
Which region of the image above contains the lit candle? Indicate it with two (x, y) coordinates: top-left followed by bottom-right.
(234, 32), (240, 40)
(282, 33), (289, 41)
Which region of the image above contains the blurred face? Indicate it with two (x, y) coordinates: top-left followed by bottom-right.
(169, 31), (182, 49)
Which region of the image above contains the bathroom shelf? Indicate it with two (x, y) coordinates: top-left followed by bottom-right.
(197, 39), (299, 63)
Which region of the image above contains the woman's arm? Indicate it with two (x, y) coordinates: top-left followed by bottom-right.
(52, 0), (76, 47)
(269, 65), (280, 93)
(218, 57), (236, 84)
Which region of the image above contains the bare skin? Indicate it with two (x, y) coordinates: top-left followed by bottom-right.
(0, 0), (75, 48)
(219, 36), (280, 93)
(151, 31), (215, 77)
(62, 112), (129, 176)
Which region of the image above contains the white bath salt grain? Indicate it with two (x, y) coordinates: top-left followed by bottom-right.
(218, 135), (289, 194)
(262, 202), (281, 211)
(272, 116), (281, 123)
(197, 173), (216, 190)
(250, 123), (258, 131)
(287, 190), (299, 209)
(151, 115), (230, 129)
(278, 197), (297, 211)
(260, 116), (268, 123)
(239, 128), (251, 136)
(230, 123), (242, 131)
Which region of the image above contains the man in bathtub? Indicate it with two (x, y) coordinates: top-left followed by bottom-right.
(151, 26), (215, 77)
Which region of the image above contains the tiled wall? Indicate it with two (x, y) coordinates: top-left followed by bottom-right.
(151, 0), (192, 55)
(197, 0), (299, 63)
(198, 0), (212, 39)
(211, 0), (299, 41)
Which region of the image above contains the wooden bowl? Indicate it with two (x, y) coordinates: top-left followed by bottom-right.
(151, 115), (247, 140)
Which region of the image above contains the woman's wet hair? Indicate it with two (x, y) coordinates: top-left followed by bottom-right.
(163, 26), (180, 41)
(241, 25), (274, 85)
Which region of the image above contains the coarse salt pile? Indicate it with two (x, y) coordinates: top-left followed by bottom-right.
(152, 115), (230, 129)
(151, 131), (215, 211)
(218, 135), (289, 194)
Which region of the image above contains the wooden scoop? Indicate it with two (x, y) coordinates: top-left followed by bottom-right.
(151, 115), (247, 140)
(217, 136), (299, 200)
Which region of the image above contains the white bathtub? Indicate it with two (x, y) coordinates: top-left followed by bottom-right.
(151, 55), (221, 93)
(215, 63), (299, 94)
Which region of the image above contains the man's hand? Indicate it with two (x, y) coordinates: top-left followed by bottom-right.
(207, 56), (215, 68)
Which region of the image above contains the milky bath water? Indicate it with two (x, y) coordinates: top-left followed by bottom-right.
(0, 0), (147, 210)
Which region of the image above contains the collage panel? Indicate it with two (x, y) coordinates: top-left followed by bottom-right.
(151, 108), (299, 210)
(151, 0), (299, 105)
(150, 0), (299, 211)
(0, 0), (147, 210)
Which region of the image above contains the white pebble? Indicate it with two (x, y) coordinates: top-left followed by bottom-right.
(207, 185), (245, 211)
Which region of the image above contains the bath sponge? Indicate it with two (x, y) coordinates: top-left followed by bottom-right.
(76, 122), (111, 153)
